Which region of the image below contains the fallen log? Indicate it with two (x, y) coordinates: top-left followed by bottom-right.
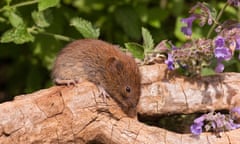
(0, 64), (240, 144)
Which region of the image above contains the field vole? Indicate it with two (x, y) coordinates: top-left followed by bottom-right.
(51, 39), (141, 117)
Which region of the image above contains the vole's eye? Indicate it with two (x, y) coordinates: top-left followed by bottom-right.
(126, 86), (131, 93)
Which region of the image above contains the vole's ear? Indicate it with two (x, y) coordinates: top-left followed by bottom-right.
(106, 57), (124, 72)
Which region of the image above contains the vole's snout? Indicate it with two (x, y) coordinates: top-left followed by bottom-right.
(127, 107), (137, 118)
(124, 101), (138, 117)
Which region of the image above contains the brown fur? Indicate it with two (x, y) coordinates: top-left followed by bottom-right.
(52, 39), (141, 117)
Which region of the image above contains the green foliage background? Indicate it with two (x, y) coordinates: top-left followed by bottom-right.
(0, 0), (238, 102)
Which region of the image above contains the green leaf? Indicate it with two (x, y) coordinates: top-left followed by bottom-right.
(142, 27), (154, 53)
(124, 42), (144, 60)
(1, 24), (34, 44)
(201, 68), (216, 76)
(70, 17), (100, 39)
(38, 0), (60, 11)
(9, 11), (24, 27)
(32, 10), (52, 27)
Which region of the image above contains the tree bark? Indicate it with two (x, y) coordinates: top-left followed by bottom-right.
(0, 64), (240, 144)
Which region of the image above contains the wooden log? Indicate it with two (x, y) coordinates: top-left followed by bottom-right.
(139, 64), (240, 116)
(0, 64), (239, 144)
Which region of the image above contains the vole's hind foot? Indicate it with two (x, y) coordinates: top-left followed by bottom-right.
(54, 78), (78, 86)
(97, 86), (110, 102)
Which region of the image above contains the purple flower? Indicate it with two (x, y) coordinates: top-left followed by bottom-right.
(234, 37), (240, 59)
(181, 15), (197, 36)
(215, 36), (225, 47)
(165, 53), (175, 70)
(191, 109), (240, 136)
(234, 38), (240, 59)
(215, 62), (224, 73)
(215, 113), (225, 128)
(214, 36), (232, 72)
(214, 45), (231, 72)
(190, 122), (203, 135)
(194, 114), (206, 123)
(228, 0), (240, 7)
(231, 107), (240, 114)
(181, 27), (192, 36)
(190, 115), (206, 135)
(225, 119), (240, 130)
(214, 47), (232, 60)
(235, 38), (240, 50)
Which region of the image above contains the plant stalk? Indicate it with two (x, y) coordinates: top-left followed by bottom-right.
(207, 2), (229, 38)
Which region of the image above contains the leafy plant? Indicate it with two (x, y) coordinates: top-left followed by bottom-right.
(125, 27), (154, 60)
(0, 0), (102, 101)
(70, 17), (100, 39)
(163, 1), (240, 76)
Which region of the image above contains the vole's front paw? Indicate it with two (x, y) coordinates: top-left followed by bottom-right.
(97, 85), (110, 102)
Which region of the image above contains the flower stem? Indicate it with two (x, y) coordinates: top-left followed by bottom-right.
(207, 2), (229, 38)
(0, 0), (39, 13)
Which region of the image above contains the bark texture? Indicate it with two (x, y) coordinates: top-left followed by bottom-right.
(0, 64), (240, 144)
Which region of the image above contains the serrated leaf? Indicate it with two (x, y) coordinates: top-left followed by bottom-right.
(9, 11), (24, 27)
(38, 0), (60, 11)
(1, 24), (34, 44)
(70, 17), (100, 39)
(32, 10), (52, 27)
(125, 42), (144, 60)
(142, 27), (154, 53)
